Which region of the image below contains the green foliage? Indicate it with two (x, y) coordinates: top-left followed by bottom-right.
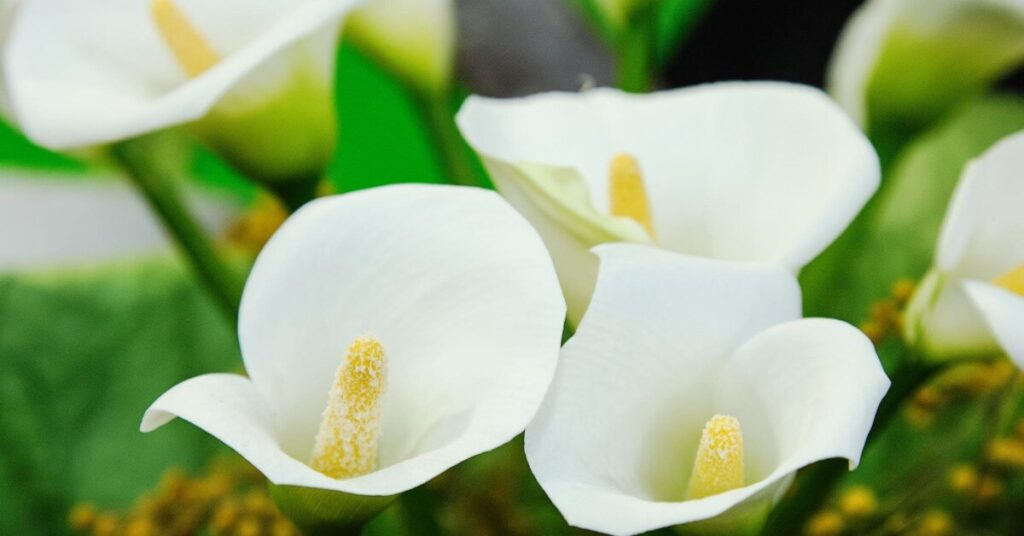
(0, 120), (90, 173)
(0, 259), (242, 536)
(801, 95), (1024, 324)
(330, 43), (446, 192)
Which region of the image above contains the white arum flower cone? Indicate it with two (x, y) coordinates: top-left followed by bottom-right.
(456, 83), (880, 324)
(829, 0), (1024, 133)
(904, 131), (1024, 365)
(346, 0), (455, 94)
(526, 245), (889, 535)
(3, 0), (363, 184)
(142, 184), (565, 528)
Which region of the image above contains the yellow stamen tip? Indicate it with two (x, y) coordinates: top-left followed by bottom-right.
(992, 264), (1024, 297)
(151, 0), (220, 78)
(608, 153), (656, 238)
(310, 335), (386, 479)
(687, 414), (745, 499)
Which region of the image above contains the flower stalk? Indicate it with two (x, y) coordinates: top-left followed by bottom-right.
(113, 135), (244, 322)
(615, 2), (657, 93)
(413, 92), (484, 188)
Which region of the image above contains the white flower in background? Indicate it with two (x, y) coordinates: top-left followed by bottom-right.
(457, 83), (880, 324)
(142, 185), (565, 528)
(3, 0), (363, 185)
(829, 0), (1024, 133)
(346, 0), (455, 94)
(0, 172), (237, 272)
(526, 245), (889, 535)
(904, 131), (1024, 365)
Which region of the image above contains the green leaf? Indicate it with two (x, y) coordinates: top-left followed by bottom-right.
(0, 120), (90, 173)
(0, 259), (241, 535)
(800, 95), (1024, 324)
(330, 42), (446, 192)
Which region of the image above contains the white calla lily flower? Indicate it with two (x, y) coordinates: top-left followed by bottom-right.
(346, 0), (455, 94)
(456, 83), (880, 324)
(829, 0), (1024, 133)
(526, 245), (889, 535)
(904, 132), (1024, 365)
(3, 0), (362, 185)
(141, 184), (565, 528)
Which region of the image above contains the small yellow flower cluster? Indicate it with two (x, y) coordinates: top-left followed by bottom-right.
(226, 196), (289, 254)
(805, 486), (878, 536)
(904, 360), (1017, 428)
(815, 486), (883, 535)
(947, 462), (1005, 508)
(805, 499), (958, 536)
(860, 279), (915, 345)
(68, 458), (298, 536)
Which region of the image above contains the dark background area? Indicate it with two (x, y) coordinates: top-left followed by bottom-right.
(665, 0), (866, 89)
(666, 0), (1024, 91)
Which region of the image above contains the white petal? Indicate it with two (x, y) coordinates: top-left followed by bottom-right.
(142, 374), (314, 484)
(0, 172), (237, 271)
(235, 184), (564, 495)
(477, 159), (650, 325)
(716, 318), (889, 476)
(827, 0), (898, 126)
(964, 281), (1024, 368)
(458, 83), (878, 273)
(935, 131), (1024, 278)
(4, 0), (361, 148)
(526, 245), (801, 535)
(904, 269), (1001, 360)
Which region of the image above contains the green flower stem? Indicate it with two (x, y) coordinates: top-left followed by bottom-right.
(616, 4), (657, 93)
(113, 137), (244, 323)
(759, 358), (942, 535)
(413, 91), (484, 188)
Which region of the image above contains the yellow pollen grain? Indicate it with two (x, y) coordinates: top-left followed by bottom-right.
(310, 335), (386, 479)
(608, 153), (656, 238)
(151, 0), (220, 78)
(687, 414), (745, 499)
(992, 264), (1024, 296)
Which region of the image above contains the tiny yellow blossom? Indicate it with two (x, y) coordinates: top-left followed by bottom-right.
(916, 509), (954, 536)
(839, 485), (878, 519)
(948, 463), (978, 494)
(805, 510), (844, 536)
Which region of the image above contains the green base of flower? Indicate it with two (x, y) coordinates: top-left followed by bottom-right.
(194, 59), (336, 204)
(269, 484), (397, 535)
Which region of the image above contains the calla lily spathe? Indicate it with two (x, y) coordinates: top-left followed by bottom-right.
(829, 0), (1024, 134)
(3, 0), (362, 184)
(456, 83), (880, 324)
(526, 245), (889, 535)
(142, 185), (566, 527)
(346, 0), (455, 94)
(904, 131), (1024, 366)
